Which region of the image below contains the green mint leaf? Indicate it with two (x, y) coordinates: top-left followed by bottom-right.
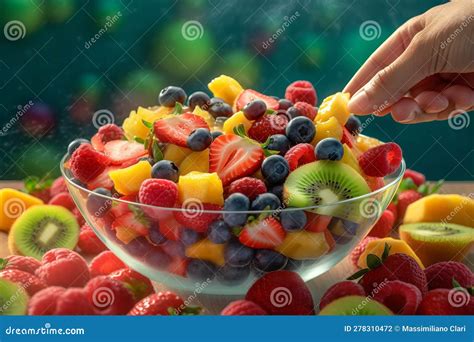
(141, 120), (153, 129)
(381, 243), (391, 261)
(428, 179), (444, 195)
(417, 183), (429, 196)
(152, 139), (164, 163)
(347, 268), (368, 280)
(366, 254), (382, 269)
(134, 136), (145, 144)
(172, 102), (183, 115)
(0, 258), (7, 270)
(265, 109), (276, 115)
(452, 278), (462, 289)
(398, 178), (417, 192)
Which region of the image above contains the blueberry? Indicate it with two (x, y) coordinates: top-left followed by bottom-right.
(181, 228), (201, 246)
(217, 265), (250, 285)
(187, 128), (212, 151)
(266, 134), (291, 155)
(67, 138), (89, 156)
(280, 209), (307, 231)
(124, 237), (151, 258)
(251, 193), (281, 211)
(186, 259), (217, 280)
(253, 249), (288, 272)
(70, 177), (86, 188)
(211, 131), (223, 140)
(224, 240), (254, 267)
(261, 155), (289, 185)
(278, 99), (293, 110)
(285, 116), (316, 144)
(315, 138), (344, 161)
(86, 188), (113, 218)
(341, 219), (359, 235)
(139, 157), (155, 166)
(149, 224), (167, 245)
(209, 97), (224, 105)
(152, 160), (179, 182)
(345, 115), (361, 135)
(208, 101), (233, 118)
(243, 100), (267, 120)
(286, 106), (301, 119)
(158, 86), (187, 107)
(145, 246), (172, 269)
(161, 240), (185, 258)
(268, 184), (283, 199)
(208, 220), (232, 244)
(223, 193), (250, 227)
(188, 91), (211, 111)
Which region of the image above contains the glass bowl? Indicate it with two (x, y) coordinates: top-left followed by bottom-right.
(61, 155), (405, 295)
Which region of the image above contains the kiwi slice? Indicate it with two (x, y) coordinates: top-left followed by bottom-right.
(0, 278), (29, 315)
(284, 161), (371, 222)
(319, 296), (393, 315)
(8, 205), (79, 260)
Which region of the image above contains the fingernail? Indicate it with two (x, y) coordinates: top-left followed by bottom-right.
(397, 111), (417, 123)
(348, 89), (370, 113)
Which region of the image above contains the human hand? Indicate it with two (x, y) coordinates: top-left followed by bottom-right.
(344, 0), (474, 123)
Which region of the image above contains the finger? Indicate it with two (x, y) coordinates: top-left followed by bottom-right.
(415, 91), (449, 113)
(441, 85), (474, 110)
(344, 15), (425, 96)
(409, 74), (444, 97)
(390, 97), (421, 123)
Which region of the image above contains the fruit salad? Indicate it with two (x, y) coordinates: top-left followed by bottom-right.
(61, 75), (404, 288)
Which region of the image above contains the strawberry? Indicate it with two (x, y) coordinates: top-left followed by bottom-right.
(417, 288), (473, 315)
(174, 203), (221, 233)
(109, 268), (154, 301)
(285, 80), (317, 106)
(239, 217), (286, 249)
(110, 195), (137, 218)
(89, 251), (127, 277)
(112, 211), (149, 237)
(248, 114), (288, 143)
(91, 124), (124, 152)
(386, 202), (398, 221)
(209, 134), (264, 185)
(0, 255), (41, 274)
(350, 236), (378, 267)
(153, 113), (209, 147)
(368, 209), (395, 238)
(167, 256), (189, 276)
(235, 89), (279, 111)
(221, 300), (267, 315)
(358, 142), (402, 177)
(397, 190), (422, 220)
(69, 144), (109, 183)
(365, 176), (385, 191)
(24, 177), (52, 202)
(246, 270), (314, 315)
(304, 213), (332, 233)
(403, 168), (426, 186)
(226, 177), (267, 200)
(138, 179), (178, 208)
(50, 176), (67, 197)
(284, 143), (316, 171)
(48, 192), (75, 211)
(128, 291), (200, 315)
(159, 216), (183, 241)
(341, 127), (355, 147)
(0, 269), (47, 295)
(425, 261), (473, 290)
(293, 101), (317, 120)
(103, 140), (148, 166)
(77, 223), (108, 255)
(319, 281), (365, 310)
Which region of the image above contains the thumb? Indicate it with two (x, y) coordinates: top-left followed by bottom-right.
(348, 36), (430, 114)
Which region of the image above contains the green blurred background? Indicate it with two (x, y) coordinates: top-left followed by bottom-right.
(0, 0), (472, 180)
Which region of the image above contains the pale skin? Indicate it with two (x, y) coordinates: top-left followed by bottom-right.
(344, 0), (474, 123)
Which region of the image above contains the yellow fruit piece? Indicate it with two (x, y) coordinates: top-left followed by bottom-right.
(223, 111), (253, 135)
(275, 231), (330, 260)
(0, 189), (44, 232)
(178, 172), (224, 206)
(122, 106), (172, 141)
(163, 144), (193, 166)
(355, 135), (382, 153)
(403, 194), (474, 228)
(341, 144), (362, 174)
(193, 106), (215, 128)
(185, 239), (225, 266)
(109, 161), (152, 195)
(208, 75), (244, 105)
(316, 92), (350, 125)
(357, 237), (424, 269)
(312, 117), (343, 145)
(115, 225), (141, 244)
(180, 150), (209, 175)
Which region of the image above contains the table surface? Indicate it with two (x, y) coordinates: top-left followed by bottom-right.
(1, 181), (473, 313)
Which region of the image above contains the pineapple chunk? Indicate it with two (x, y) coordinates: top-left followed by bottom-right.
(317, 92), (351, 125)
(223, 111), (252, 135)
(185, 239), (225, 266)
(109, 161), (152, 195)
(312, 117), (343, 145)
(208, 75), (244, 105)
(179, 150), (210, 175)
(178, 172), (224, 206)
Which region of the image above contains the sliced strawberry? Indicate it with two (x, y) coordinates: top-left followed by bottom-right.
(87, 166), (120, 190)
(341, 127), (355, 147)
(209, 134), (264, 185)
(239, 217), (286, 249)
(112, 212), (149, 236)
(91, 133), (106, 152)
(159, 216), (182, 241)
(304, 213), (332, 232)
(173, 203), (221, 233)
(167, 257), (189, 277)
(110, 195), (136, 218)
(235, 89), (279, 111)
(103, 140), (148, 165)
(153, 113), (209, 147)
(91, 124), (125, 152)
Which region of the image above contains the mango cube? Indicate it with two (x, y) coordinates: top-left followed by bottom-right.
(208, 75), (244, 105)
(312, 117), (343, 145)
(275, 231), (330, 260)
(122, 106), (172, 141)
(178, 172), (224, 206)
(179, 150), (209, 175)
(109, 161), (152, 195)
(185, 239), (225, 266)
(223, 111), (253, 135)
(316, 92), (351, 125)
(163, 144), (192, 166)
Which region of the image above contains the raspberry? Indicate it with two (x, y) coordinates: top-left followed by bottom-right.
(70, 144), (109, 183)
(78, 223), (108, 255)
(425, 261), (473, 290)
(358, 142), (402, 177)
(397, 190), (422, 220)
(28, 286), (65, 315)
(285, 80), (317, 106)
(72, 207), (86, 226)
(226, 177), (267, 200)
(109, 268), (154, 301)
(319, 281), (365, 310)
(48, 192), (75, 211)
(1, 255), (41, 274)
(55, 288), (96, 315)
(386, 203), (398, 221)
(372, 280), (422, 315)
(350, 237), (378, 267)
(174, 203), (221, 233)
(138, 179), (178, 208)
(50, 176), (67, 197)
(293, 102), (317, 120)
(368, 210), (395, 238)
(89, 251), (126, 278)
(248, 114), (288, 143)
(221, 300), (267, 315)
(36, 248), (90, 287)
(417, 288), (472, 315)
(85, 276), (135, 315)
(128, 291), (186, 315)
(284, 143), (316, 171)
(97, 124), (124, 142)
(403, 169), (426, 186)
(0, 269), (46, 296)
